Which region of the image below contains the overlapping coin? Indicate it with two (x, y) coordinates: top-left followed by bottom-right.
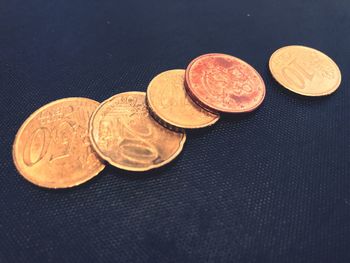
(269, 45), (341, 96)
(185, 53), (266, 113)
(12, 98), (105, 188)
(89, 91), (186, 171)
(146, 69), (219, 130)
(13, 46), (343, 188)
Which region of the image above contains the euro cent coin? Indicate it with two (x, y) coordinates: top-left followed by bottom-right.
(185, 53), (266, 113)
(269, 45), (341, 96)
(12, 98), (105, 188)
(146, 69), (219, 130)
(89, 91), (186, 171)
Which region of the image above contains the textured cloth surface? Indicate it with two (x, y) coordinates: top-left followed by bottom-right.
(0, 0), (349, 262)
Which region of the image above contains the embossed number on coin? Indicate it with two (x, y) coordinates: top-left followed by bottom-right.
(89, 91), (186, 171)
(269, 45), (341, 96)
(12, 98), (105, 188)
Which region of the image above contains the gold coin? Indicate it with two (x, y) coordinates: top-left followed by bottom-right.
(146, 69), (219, 130)
(89, 91), (186, 171)
(12, 98), (105, 188)
(269, 45), (341, 96)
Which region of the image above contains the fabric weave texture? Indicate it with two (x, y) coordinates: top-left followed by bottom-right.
(0, 0), (349, 262)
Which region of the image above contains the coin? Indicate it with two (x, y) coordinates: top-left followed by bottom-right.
(89, 91), (186, 171)
(12, 98), (105, 188)
(146, 69), (219, 130)
(185, 53), (266, 113)
(269, 45), (341, 96)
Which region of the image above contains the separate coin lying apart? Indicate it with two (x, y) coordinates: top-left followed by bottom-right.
(89, 91), (186, 171)
(12, 98), (105, 188)
(269, 45), (341, 96)
(146, 69), (219, 130)
(185, 53), (266, 113)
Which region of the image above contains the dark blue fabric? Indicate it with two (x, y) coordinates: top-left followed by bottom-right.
(1, 0), (349, 262)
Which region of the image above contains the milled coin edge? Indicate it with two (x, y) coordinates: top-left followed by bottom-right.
(146, 69), (220, 129)
(89, 91), (187, 172)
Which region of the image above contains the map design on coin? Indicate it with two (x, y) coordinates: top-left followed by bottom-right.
(89, 92), (186, 171)
(186, 53), (266, 113)
(12, 98), (105, 188)
(147, 69), (219, 129)
(269, 45), (341, 96)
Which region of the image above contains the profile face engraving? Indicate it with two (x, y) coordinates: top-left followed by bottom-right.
(89, 92), (186, 171)
(186, 53), (266, 113)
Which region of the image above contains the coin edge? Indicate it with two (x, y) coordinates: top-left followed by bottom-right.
(269, 45), (342, 96)
(89, 91), (187, 172)
(146, 69), (220, 129)
(12, 97), (106, 189)
(185, 53), (266, 113)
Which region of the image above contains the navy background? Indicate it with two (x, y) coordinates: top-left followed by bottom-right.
(0, 0), (349, 262)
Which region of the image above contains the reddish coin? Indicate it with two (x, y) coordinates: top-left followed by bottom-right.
(185, 53), (266, 113)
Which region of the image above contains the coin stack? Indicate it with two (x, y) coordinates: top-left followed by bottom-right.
(12, 46), (341, 188)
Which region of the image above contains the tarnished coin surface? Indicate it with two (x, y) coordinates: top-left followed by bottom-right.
(146, 69), (219, 130)
(185, 53), (266, 113)
(89, 91), (186, 171)
(12, 98), (105, 188)
(269, 45), (341, 96)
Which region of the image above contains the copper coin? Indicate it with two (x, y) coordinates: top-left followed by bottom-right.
(146, 69), (219, 130)
(269, 45), (341, 96)
(185, 53), (266, 113)
(89, 91), (186, 171)
(12, 98), (105, 188)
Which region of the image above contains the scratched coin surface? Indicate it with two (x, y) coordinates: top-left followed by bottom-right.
(185, 53), (266, 113)
(12, 98), (105, 188)
(147, 69), (219, 130)
(89, 91), (186, 171)
(269, 45), (341, 96)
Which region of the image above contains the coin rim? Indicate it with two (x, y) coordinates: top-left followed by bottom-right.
(185, 53), (266, 113)
(269, 45), (342, 96)
(146, 96), (185, 132)
(12, 97), (106, 189)
(146, 69), (220, 129)
(89, 91), (186, 172)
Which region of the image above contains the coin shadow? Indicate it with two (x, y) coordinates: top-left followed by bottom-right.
(220, 110), (260, 123)
(185, 124), (218, 138)
(101, 157), (183, 181)
(28, 172), (107, 193)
